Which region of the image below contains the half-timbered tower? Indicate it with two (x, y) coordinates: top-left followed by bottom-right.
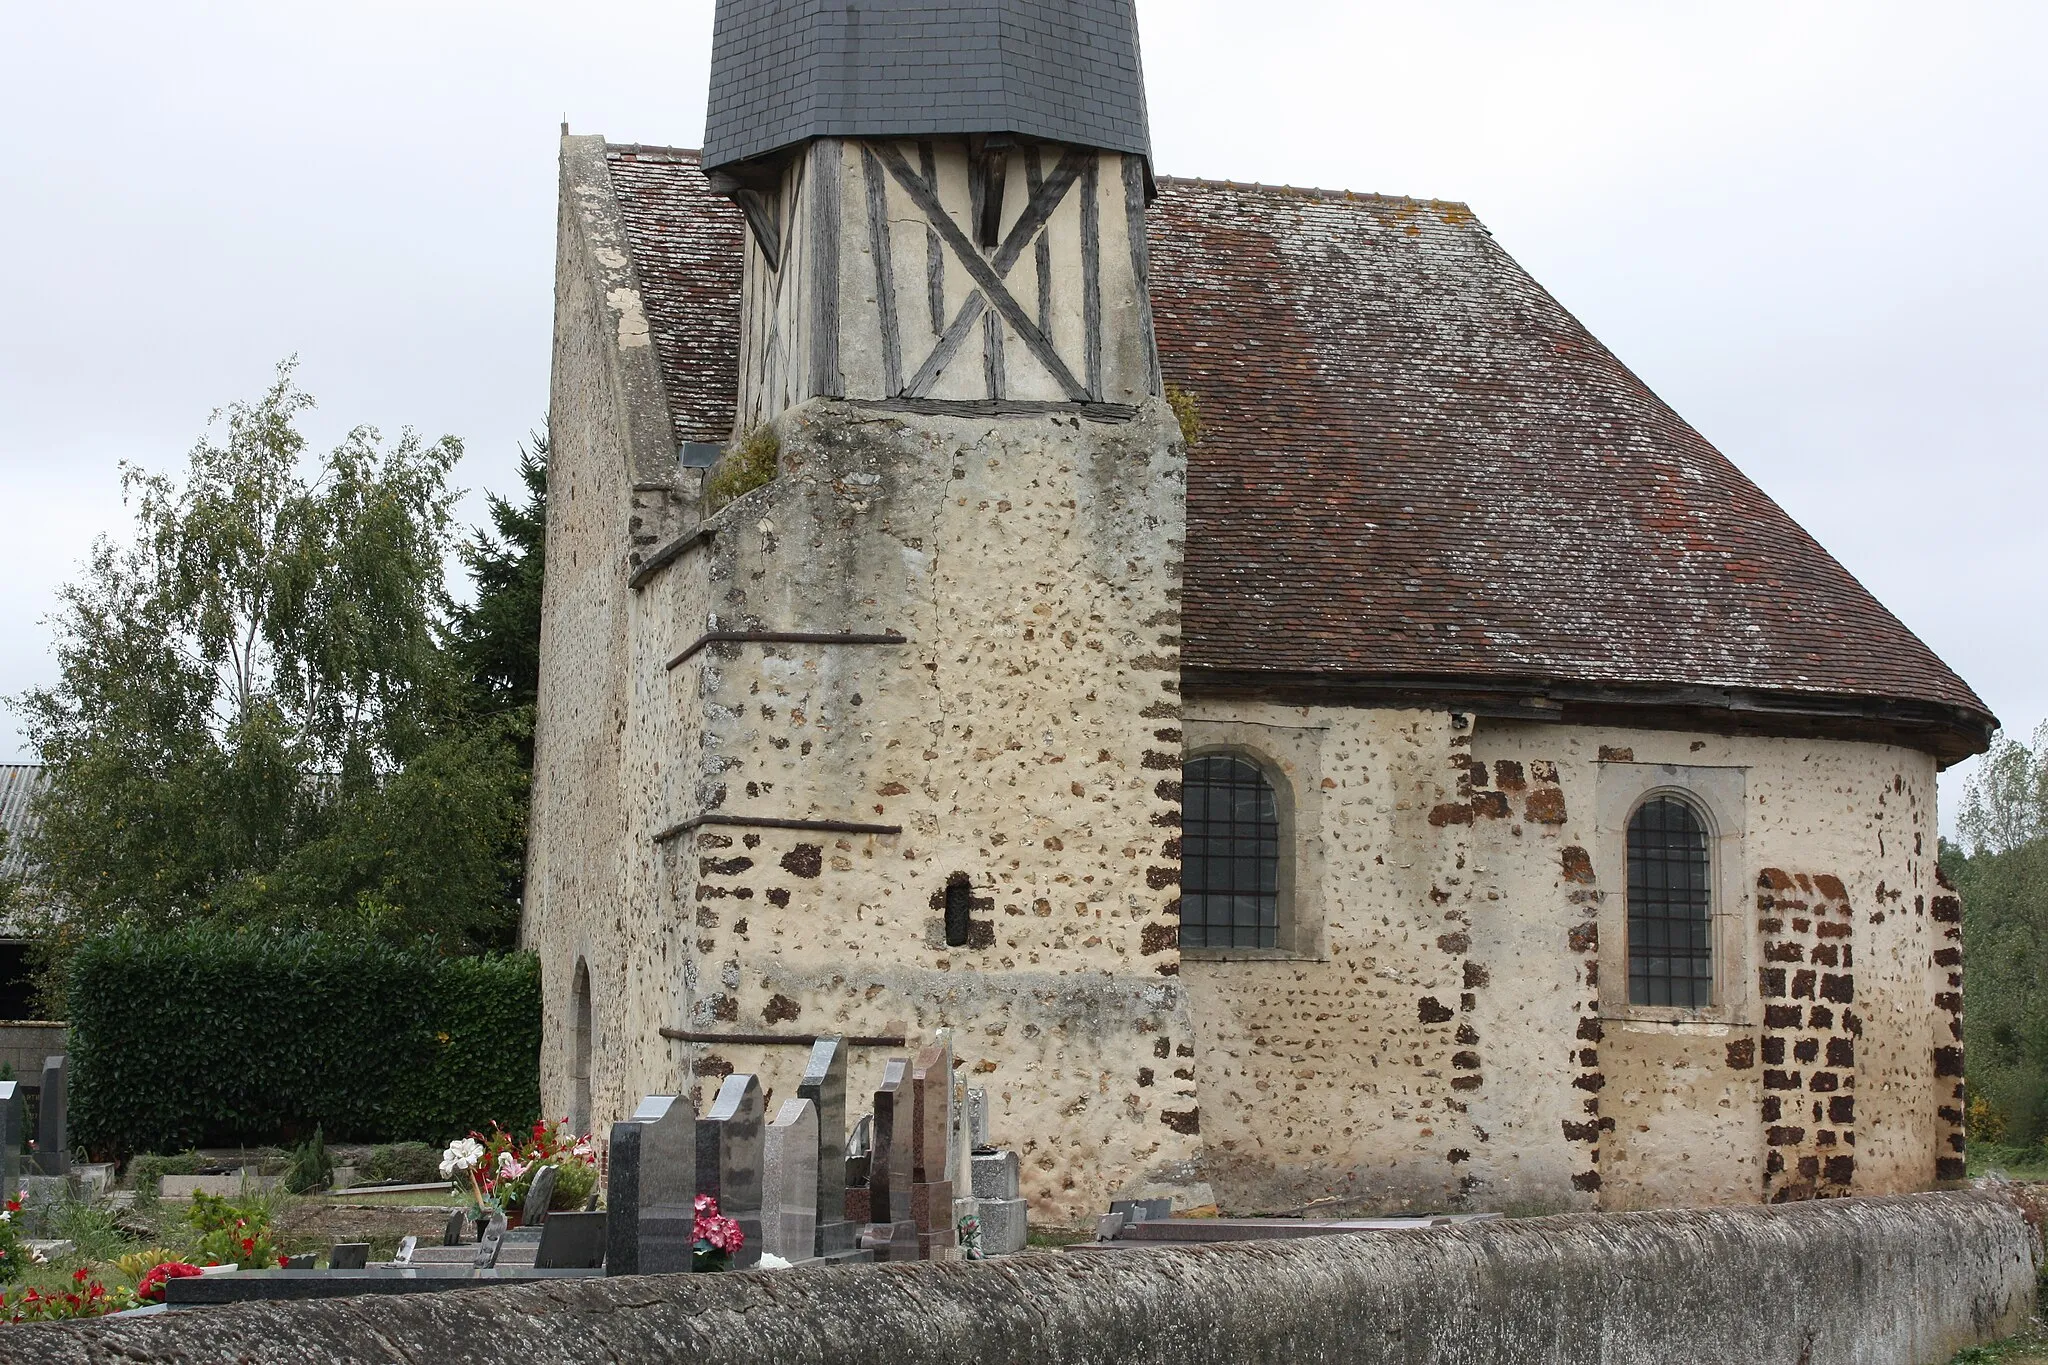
(531, 0), (1993, 1223)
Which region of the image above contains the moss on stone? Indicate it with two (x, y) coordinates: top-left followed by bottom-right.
(1165, 383), (1202, 449)
(704, 426), (780, 512)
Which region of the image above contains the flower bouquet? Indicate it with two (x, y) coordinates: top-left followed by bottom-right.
(444, 1119), (600, 1225)
(692, 1194), (744, 1271)
(134, 1262), (203, 1304)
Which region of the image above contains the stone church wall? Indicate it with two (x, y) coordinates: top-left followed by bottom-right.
(1180, 700), (1952, 1215)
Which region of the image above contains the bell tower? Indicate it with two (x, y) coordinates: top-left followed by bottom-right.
(701, 0), (1163, 428)
(641, 0), (1196, 1222)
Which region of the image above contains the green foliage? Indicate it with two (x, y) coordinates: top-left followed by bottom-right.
(69, 928), (540, 1155)
(1165, 383), (1203, 448)
(281, 1127), (331, 1194)
(450, 431), (547, 718)
(1953, 723), (2048, 1144)
(359, 1142), (441, 1186)
(702, 426), (780, 512)
(125, 1151), (207, 1198)
(9, 361), (530, 980)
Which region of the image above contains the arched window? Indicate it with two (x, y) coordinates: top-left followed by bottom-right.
(1181, 753), (1283, 949)
(1626, 796), (1713, 1007)
(570, 958), (593, 1135)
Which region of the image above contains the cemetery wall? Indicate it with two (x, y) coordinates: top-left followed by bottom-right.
(24, 1190), (2035, 1364)
(1181, 698), (1954, 1216)
(601, 396), (1200, 1223)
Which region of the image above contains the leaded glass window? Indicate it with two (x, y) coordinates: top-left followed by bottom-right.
(1181, 754), (1281, 949)
(1626, 796), (1713, 1007)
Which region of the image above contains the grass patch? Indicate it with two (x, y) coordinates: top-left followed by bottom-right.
(703, 426), (779, 512)
(1968, 1142), (2048, 1178)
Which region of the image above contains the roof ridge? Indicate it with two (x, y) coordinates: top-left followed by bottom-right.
(606, 143), (705, 163)
(1154, 174), (1474, 215)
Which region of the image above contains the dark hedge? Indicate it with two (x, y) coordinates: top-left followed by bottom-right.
(68, 929), (540, 1156)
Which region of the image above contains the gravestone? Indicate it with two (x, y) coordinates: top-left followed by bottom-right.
(967, 1087), (990, 1150)
(329, 1243), (370, 1270)
(533, 1210), (608, 1269)
(972, 1150), (1029, 1255)
(606, 1093), (697, 1276)
(33, 1056), (66, 1176)
(865, 1058), (918, 1259)
(442, 1208), (465, 1246)
(522, 1165), (558, 1226)
(472, 1211), (507, 1269)
(797, 1036), (856, 1258)
(762, 1097), (818, 1265)
(694, 1073), (764, 1270)
(0, 1081), (18, 1201)
(909, 1041), (957, 1259)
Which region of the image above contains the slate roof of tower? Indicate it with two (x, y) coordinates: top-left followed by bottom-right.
(703, 0), (1151, 172)
(599, 150), (1994, 757)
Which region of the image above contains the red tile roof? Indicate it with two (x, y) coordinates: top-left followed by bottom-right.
(599, 151), (1993, 758)
(604, 147), (745, 445)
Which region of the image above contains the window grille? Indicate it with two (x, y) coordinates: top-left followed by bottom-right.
(1181, 754), (1281, 949)
(1626, 796), (1713, 1007)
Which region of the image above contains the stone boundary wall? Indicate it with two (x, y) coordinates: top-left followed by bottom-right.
(13, 1191), (2039, 1364)
(0, 1022), (64, 1086)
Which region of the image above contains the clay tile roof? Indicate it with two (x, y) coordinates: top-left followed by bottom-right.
(600, 156), (1993, 758)
(603, 146), (744, 445)
(1148, 177), (1991, 753)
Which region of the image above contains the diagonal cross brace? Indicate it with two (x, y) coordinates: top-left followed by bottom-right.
(874, 144), (1094, 402)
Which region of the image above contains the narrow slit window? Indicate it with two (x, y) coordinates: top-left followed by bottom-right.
(1626, 796), (1713, 1007)
(1181, 754), (1281, 950)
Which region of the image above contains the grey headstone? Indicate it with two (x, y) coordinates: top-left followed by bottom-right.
(282, 1253), (316, 1269)
(971, 1150), (1020, 1201)
(695, 1073), (764, 1269)
(522, 1165), (557, 1225)
(967, 1087), (990, 1150)
(472, 1212), (507, 1268)
(763, 1097), (819, 1265)
(869, 1058), (912, 1227)
(0, 1081), (18, 1201)
(535, 1211), (608, 1270)
(798, 1037), (854, 1257)
(393, 1236), (416, 1265)
(978, 1197), (1029, 1255)
(442, 1208), (465, 1246)
(329, 1243), (370, 1270)
(847, 1112), (872, 1158)
(33, 1056), (66, 1176)
(606, 1093), (698, 1277)
(1095, 1212), (1126, 1241)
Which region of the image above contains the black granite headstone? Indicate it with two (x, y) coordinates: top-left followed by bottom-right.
(798, 1036), (856, 1257)
(605, 1093), (696, 1277)
(695, 1073), (764, 1270)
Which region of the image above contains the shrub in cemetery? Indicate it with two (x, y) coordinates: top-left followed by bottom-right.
(0, 1196), (28, 1283)
(359, 1142), (441, 1186)
(69, 928), (541, 1154)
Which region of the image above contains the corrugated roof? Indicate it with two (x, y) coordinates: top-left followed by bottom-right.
(596, 154), (1993, 757)
(0, 765), (45, 882)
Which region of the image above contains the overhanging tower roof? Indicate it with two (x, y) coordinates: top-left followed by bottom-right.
(702, 0), (1152, 173)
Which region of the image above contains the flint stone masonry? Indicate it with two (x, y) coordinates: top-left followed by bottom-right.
(13, 1192), (2037, 1365)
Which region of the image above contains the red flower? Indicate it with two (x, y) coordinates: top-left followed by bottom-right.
(72, 1268), (89, 1285)
(136, 1262), (204, 1303)
(241, 1237), (256, 1255)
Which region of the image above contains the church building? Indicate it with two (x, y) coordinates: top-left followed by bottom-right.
(527, 0), (1992, 1222)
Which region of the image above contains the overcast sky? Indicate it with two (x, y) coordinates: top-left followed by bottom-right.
(4, 1), (2043, 828)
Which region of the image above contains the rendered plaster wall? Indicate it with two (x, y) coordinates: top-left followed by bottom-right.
(28, 1191), (2038, 1365)
(530, 137), (699, 1132)
(1179, 700), (1952, 1216)
(613, 396), (1196, 1222)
